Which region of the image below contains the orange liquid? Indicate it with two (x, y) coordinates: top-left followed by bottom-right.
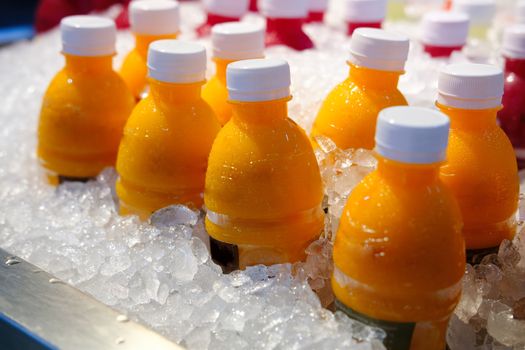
(202, 58), (235, 126)
(38, 55), (135, 183)
(116, 79), (220, 219)
(119, 33), (177, 99)
(204, 98), (324, 268)
(332, 156), (465, 350)
(438, 103), (519, 250)
(311, 64), (407, 150)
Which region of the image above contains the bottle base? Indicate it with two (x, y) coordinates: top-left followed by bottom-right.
(335, 299), (449, 350)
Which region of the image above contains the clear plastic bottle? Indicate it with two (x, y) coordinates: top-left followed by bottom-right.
(311, 28), (409, 150)
(38, 16), (135, 185)
(333, 106), (465, 350)
(116, 41), (221, 219)
(259, 0), (314, 51)
(119, 0), (180, 100)
(196, 0), (249, 37)
(202, 22), (265, 126)
(420, 11), (469, 58)
(344, 0), (387, 36)
(498, 25), (525, 169)
(204, 59), (324, 272)
(437, 63), (519, 263)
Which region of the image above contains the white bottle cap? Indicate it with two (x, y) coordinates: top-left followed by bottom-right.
(375, 106), (450, 164)
(259, 0), (309, 19)
(344, 0), (387, 22)
(452, 0), (495, 25)
(438, 63), (503, 110)
(130, 0), (180, 35)
(420, 11), (469, 47)
(148, 40), (207, 83)
(518, 1), (525, 24)
(502, 25), (525, 59)
(212, 22), (265, 60)
(309, 0), (329, 12)
(204, 0), (250, 18)
(60, 15), (116, 56)
(227, 58), (291, 102)
(348, 28), (409, 72)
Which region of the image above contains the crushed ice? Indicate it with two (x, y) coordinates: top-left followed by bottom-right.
(0, 1), (524, 349)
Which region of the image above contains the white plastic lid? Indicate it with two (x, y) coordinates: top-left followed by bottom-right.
(438, 63), (503, 110)
(344, 0), (387, 22)
(130, 0), (180, 35)
(204, 0), (250, 17)
(227, 58), (291, 102)
(148, 40), (207, 83)
(375, 106), (450, 164)
(420, 11), (469, 47)
(309, 0), (329, 12)
(502, 25), (525, 59)
(348, 28), (409, 72)
(212, 22), (265, 60)
(518, 1), (525, 24)
(452, 0), (495, 25)
(259, 0), (309, 18)
(60, 15), (116, 56)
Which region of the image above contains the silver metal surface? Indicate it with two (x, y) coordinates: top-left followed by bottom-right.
(0, 248), (184, 350)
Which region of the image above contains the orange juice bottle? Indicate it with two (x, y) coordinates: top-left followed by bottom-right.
(38, 16), (135, 185)
(119, 0), (180, 99)
(204, 59), (324, 272)
(333, 106), (465, 350)
(202, 22), (265, 126)
(311, 28), (409, 150)
(437, 63), (520, 263)
(116, 40), (221, 219)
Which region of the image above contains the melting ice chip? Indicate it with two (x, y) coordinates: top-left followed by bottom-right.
(150, 205), (199, 228)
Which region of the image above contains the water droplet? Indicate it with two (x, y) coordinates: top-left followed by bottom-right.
(116, 315), (129, 323)
(5, 257), (20, 266)
(49, 278), (64, 284)
(115, 337), (125, 345)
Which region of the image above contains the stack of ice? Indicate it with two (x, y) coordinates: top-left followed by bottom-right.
(0, 1), (524, 349)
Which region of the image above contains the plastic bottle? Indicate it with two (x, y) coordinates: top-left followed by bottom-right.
(452, 0), (495, 41)
(116, 40), (221, 219)
(249, 0), (258, 12)
(420, 11), (469, 58)
(259, 0), (314, 51)
(202, 22), (265, 126)
(437, 63), (519, 263)
(196, 0), (249, 37)
(498, 25), (525, 170)
(119, 0), (180, 100)
(307, 0), (329, 23)
(38, 16), (135, 185)
(344, 0), (387, 36)
(333, 106), (465, 350)
(311, 28), (409, 150)
(204, 59), (324, 272)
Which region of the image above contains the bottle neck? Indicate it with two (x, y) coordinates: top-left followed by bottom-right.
(214, 58), (236, 84)
(206, 13), (240, 26)
(149, 78), (203, 104)
(504, 57), (525, 76)
(423, 44), (463, 58)
(266, 17), (305, 33)
(346, 21), (382, 36)
(377, 156), (441, 187)
(231, 98), (290, 124)
(437, 102), (500, 131)
(64, 54), (113, 74)
(348, 63), (401, 89)
(134, 33), (178, 59)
